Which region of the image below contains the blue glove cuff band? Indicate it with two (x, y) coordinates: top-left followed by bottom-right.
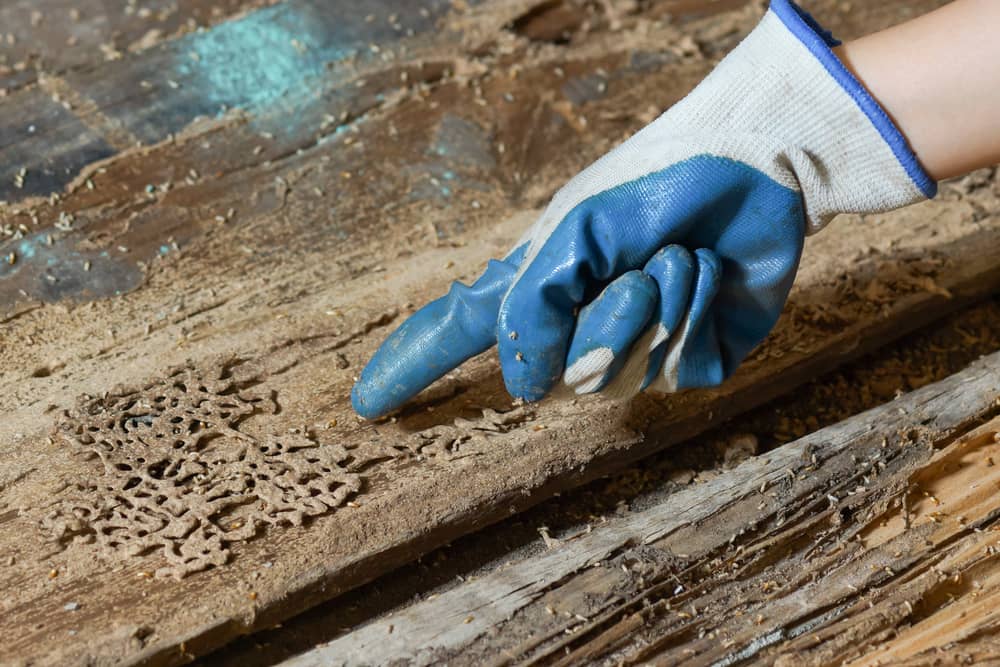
(770, 0), (938, 199)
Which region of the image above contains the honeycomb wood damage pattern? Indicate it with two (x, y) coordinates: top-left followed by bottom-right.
(39, 365), (363, 578)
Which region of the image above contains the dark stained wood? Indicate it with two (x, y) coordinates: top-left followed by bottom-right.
(0, 86), (116, 199)
(0, 0), (454, 203)
(0, 1), (275, 94)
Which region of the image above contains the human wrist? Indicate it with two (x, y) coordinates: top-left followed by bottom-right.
(668, 0), (934, 232)
(832, 0), (1000, 181)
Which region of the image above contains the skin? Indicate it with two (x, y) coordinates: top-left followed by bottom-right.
(834, 0), (1000, 181)
(353, 0), (1000, 418)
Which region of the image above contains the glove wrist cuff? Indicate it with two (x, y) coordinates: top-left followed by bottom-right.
(769, 0), (936, 201)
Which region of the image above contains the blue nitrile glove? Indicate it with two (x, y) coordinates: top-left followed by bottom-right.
(351, 0), (935, 419)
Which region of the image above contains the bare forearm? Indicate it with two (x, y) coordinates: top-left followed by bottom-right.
(834, 0), (1000, 181)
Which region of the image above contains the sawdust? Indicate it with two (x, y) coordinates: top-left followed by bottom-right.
(36, 363), (363, 579)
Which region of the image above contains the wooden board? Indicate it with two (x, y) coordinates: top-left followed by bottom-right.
(0, 1), (274, 95)
(3, 0), (992, 664)
(286, 348), (1000, 665)
(0, 0), (455, 202)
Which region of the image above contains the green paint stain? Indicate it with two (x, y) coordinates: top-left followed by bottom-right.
(180, 4), (352, 113)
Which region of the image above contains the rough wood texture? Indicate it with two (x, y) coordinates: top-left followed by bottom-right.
(287, 350), (1000, 666)
(0, 1), (276, 95)
(3, 1), (991, 665)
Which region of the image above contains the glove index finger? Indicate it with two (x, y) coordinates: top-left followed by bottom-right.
(351, 244), (527, 419)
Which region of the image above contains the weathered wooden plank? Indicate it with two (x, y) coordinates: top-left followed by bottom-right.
(0, 0), (454, 203)
(287, 349), (1000, 666)
(0, 1), (979, 665)
(2, 170), (997, 667)
(0, 86), (116, 199)
(63, 0), (452, 145)
(0, 0), (275, 94)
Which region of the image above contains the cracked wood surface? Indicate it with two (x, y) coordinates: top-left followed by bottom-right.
(1, 0), (994, 665)
(287, 350), (1000, 666)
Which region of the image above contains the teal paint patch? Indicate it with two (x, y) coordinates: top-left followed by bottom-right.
(0, 231), (142, 303)
(17, 239), (37, 260)
(430, 115), (496, 170)
(179, 4), (352, 115)
(403, 114), (497, 204)
(70, 0), (455, 143)
(5, 0), (466, 202)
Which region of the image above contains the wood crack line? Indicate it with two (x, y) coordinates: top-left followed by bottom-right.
(285, 351), (1000, 667)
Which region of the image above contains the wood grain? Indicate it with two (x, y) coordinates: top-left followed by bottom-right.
(0, 1), (275, 95)
(290, 349), (1000, 665)
(1, 1), (979, 665)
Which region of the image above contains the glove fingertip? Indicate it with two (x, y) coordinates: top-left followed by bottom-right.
(352, 245), (529, 419)
(351, 376), (388, 420)
(563, 271), (657, 395)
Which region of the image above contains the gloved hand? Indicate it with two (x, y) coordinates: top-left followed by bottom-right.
(351, 0), (935, 419)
